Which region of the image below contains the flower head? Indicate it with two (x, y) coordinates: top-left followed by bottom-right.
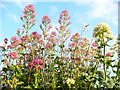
(59, 10), (70, 24)
(42, 15), (51, 25)
(24, 4), (35, 14)
(93, 23), (114, 40)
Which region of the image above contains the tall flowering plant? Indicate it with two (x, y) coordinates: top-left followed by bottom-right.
(0, 4), (119, 89)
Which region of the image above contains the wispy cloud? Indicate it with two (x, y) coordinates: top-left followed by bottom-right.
(8, 13), (20, 23)
(16, 1), (25, 10)
(0, 2), (6, 8)
(13, 15), (19, 23)
(50, 6), (58, 15)
(15, 1), (35, 10)
(1, 0), (101, 2)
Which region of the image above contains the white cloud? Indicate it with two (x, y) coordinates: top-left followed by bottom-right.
(74, 0), (118, 26)
(86, 0), (118, 26)
(16, 1), (25, 10)
(13, 15), (19, 23)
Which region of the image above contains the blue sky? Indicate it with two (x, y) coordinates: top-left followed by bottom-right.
(0, 0), (118, 44)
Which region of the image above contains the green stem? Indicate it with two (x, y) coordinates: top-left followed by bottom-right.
(103, 45), (106, 80)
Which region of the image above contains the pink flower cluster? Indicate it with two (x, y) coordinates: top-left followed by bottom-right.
(42, 15), (51, 25)
(11, 36), (21, 46)
(30, 31), (42, 39)
(20, 4), (36, 29)
(30, 58), (44, 69)
(23, 4), (35, 14)
(59, 10), (71, 24)
(8, 51), (18, 59)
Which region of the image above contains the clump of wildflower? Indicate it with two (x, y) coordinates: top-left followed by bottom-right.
(40, 15), (52, 38)
(8, 52), (18, 59)
(20, 4), (36, 31)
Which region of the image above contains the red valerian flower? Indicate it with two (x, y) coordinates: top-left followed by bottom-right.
(51, 31), (57, 36)
(11, 36), (22, 46)
(8, 52), (18, 59)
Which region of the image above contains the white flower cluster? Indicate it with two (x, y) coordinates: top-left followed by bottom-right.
(66, 78), (75, 86)
(93, 23), (114, 41)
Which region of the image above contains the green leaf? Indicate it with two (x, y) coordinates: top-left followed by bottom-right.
(17, 81), (24, 85)
(2, 67), (8, 72)
(23, 85), (33, 89)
